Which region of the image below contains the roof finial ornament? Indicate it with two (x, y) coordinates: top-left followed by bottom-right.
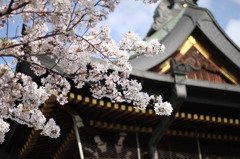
(168, 0), (198, 9)
(179, 0), (198, 6)
(151, 0), (183, 31)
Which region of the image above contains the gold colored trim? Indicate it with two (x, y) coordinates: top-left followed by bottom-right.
(175, 111), (240, 126)
(68, 94), (154, 115)
(157, 35), (239, 85)
(166, 129), (240, 141)
(19, 130), (41, 158)
(19, 92), (240, 158)
(88, 119), (240, 141)
(88, 120), (153, 133)
(69, 93), (240, 126)
(19, 95), (60, 158)
(158, 59), (171, 74)
(182, 3), (188, 7)
(193, 39), (239, 85)
(53, 128), (75, 159)
(158, 36), (196, 73)
(179, 36), (196, 55)
(68, 93), (82, 104)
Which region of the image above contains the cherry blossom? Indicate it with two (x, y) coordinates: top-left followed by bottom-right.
(0, 64), (60, 138)
(0, 0), (172, 143)
(0, 118), (9, 143)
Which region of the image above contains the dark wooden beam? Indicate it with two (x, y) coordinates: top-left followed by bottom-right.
(148, 59), (188, 159)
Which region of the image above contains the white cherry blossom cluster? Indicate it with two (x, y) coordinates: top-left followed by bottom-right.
(0, 38), (24, 57)
(154, 96), (173, 115)
(41, 119), (60, 138)
(41, 74), (71, 105)
(0, 118), (9, 143)
(0, 0), (173, 143)
(120, 32), (165, 56)
(0, 64), (60, 139)
(89, 71), (172, 114)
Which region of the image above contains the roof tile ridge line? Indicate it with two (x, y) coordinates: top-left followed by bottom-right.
(186, 78), (240, 92)
(188, 5), (240, 52)
(144, 7), (187, 40)
(148, 8), (188, 46)
(131, 69), (240, 92)
(130, 68), (174, 83)
(128, 8), (187, 60)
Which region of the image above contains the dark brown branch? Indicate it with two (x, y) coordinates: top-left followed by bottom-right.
(80, 36), (113, 62)
(0, 2), (30, 17)
(0, 31), (62, 52)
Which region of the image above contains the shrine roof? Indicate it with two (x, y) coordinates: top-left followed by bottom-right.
(130, 5), (240, 72)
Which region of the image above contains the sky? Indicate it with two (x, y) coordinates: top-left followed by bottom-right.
(1, 0), (240, 65)
(100, 0), (240, 46)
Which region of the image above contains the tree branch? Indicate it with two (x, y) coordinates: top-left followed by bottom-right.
(0, 2), (30, 17)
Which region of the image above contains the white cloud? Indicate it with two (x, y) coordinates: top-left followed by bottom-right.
(225, 19), (240, 46)
(232, 0), (240, 5)
(198, 0), (212, 10)
(100, 0), (159, 42)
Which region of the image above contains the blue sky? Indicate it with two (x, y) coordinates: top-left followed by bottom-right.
(1, 0), (240, 46)
(203, 0), (240, 46)
(1, 0), (240, 65)
(100, 0), (240, 46)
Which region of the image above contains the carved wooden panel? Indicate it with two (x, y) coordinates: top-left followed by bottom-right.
(150, 46), (231, 84)
(177, 47), (230, 83)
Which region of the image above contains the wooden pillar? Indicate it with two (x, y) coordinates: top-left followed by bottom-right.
(148, 59), (188, 159)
